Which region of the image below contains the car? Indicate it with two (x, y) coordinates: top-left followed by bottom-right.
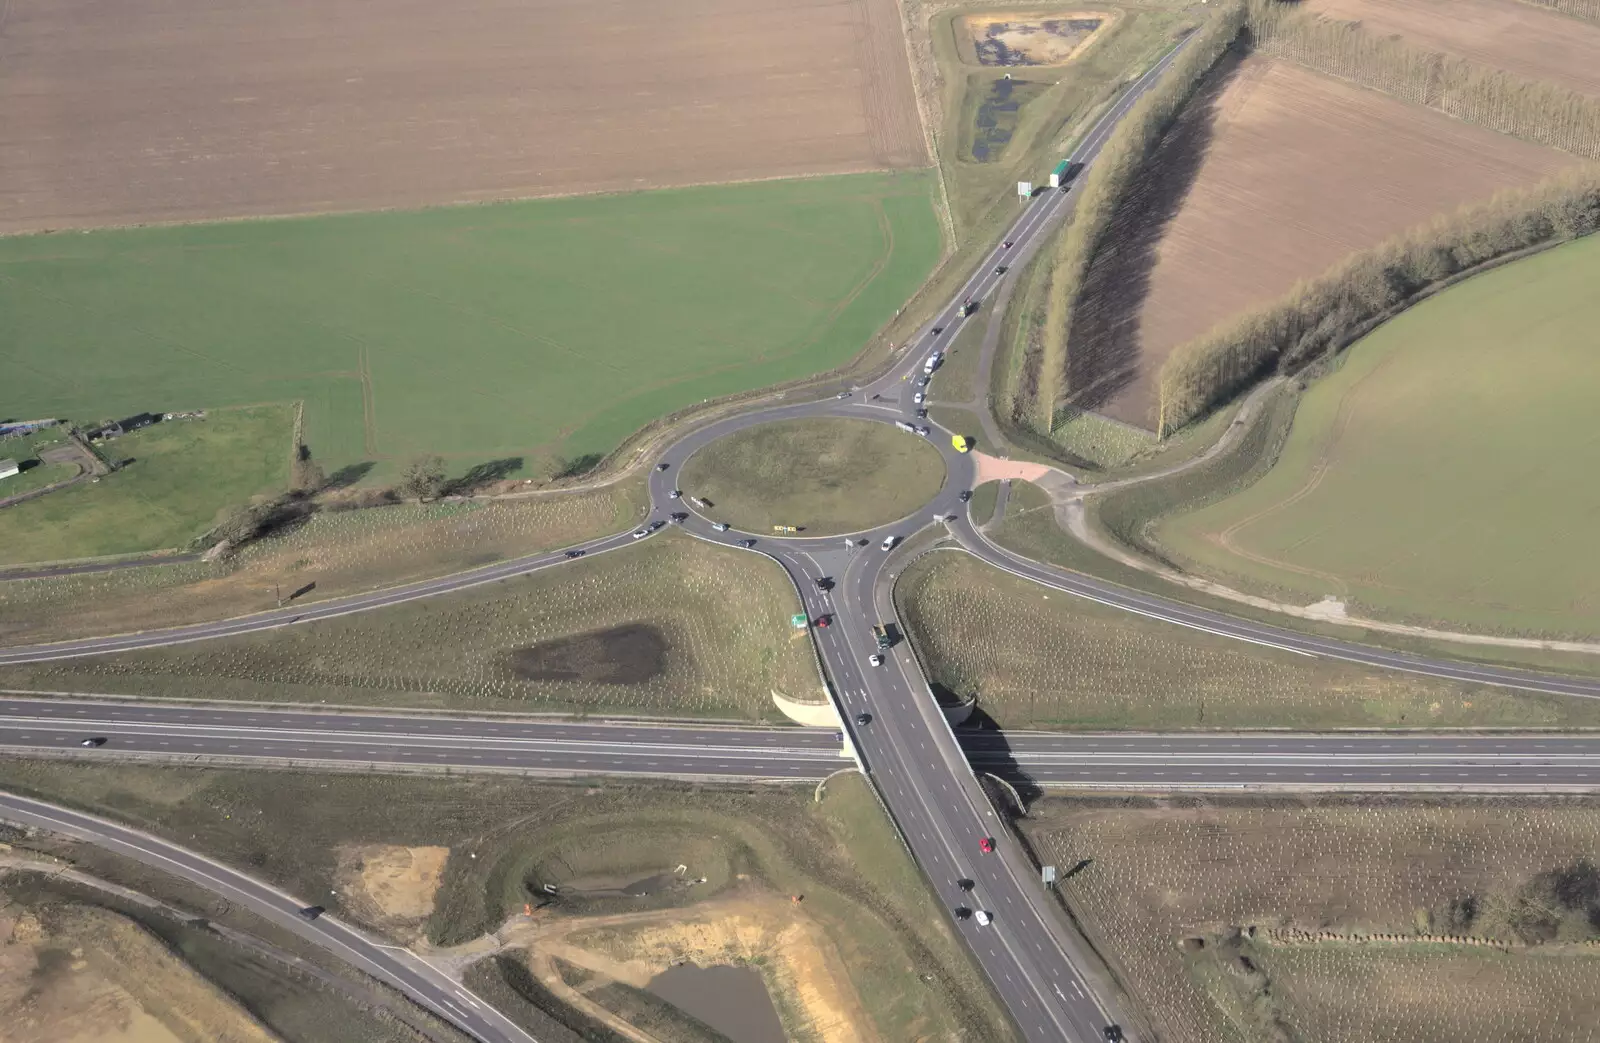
(1003, 240), (1014, 249)
(915, 375), (929, 387)
(669, 512), (687, 524)
(79, 737), (107, 748)
(931, 326), (944, 335)
(974, 910), (992, 926)
(738, 538), (757, 548)
(836, 390), (852, 399)
(669, 489), (681, 499)
(1103, 1028), (1124, 1043)
(957, 878), (975, 891)
(814, 615), (831, 628)
(915, 408), (928, 419)
(868, 653), (882, 667)
(880, 535), (897, 551)
(993, 265), (1008, 275)
(960, 299), (979, 317)
(913, 392), (924, 404)
(954, 905), (973, 920)
(564, 549), (586, 559)
(833, 730), (844, 741)
(918, 426), (930, 437)
(656, 462), (670, 471)
(814, 577), (833, 591)
(959, 489), (972, 502)
(650, 519), (666, 531)
(630, 528), (649, 540)
(855, 712), (872, 726)
(979, 837), (995, 854)
(713, 522), (730, 532)
(298, 905), (326, 921)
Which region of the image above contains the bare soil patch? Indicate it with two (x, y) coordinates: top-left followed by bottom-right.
(0, 0), (926, 233)
(505, 623), (669, 685)
(337, 844), (450, 932)
(959, 11), (1113, 67)
(1068, 56), (1577, 428)
(1306, 0), (1600, 97)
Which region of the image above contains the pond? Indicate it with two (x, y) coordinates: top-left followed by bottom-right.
(647, 962), (785, 1043)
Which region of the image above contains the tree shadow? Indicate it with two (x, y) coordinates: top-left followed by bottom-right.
(324, 462), (376, 489)
(1064, 39), (1252, 426)
(553, 453), (604, 480)
(443, 457), (524, 496)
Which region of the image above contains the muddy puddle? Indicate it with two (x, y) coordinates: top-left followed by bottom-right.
(647, 963), (784, 1043)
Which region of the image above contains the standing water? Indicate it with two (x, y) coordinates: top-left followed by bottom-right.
(646, 962), (785, 1043)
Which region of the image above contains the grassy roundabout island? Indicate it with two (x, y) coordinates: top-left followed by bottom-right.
(679, 417), (946, 536)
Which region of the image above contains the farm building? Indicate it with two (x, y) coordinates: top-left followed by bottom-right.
(0, 459), (18, 481)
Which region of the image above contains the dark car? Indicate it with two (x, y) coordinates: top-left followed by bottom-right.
(1103, 1027), (1124, 1042)
(954, 905), (973, 920)
(564, 549), (586, 559)
(993, 265), (1008, 276)
(78, 737), (107, 748)
(815, 576), (833, 591)
(1003, 240), (1014, 249)
(959, 490), (972, 502)
(957, 878), (976, 892)
(931, 326), (944, 335)
(298, 905), (326, 921)
(670, 512), (688, 523)
(650, 519), (666, 531)
(915, 408), (928, 419)
(656, 462), (670, 471)
(814, 615), (832, 628)
(855, 712), (872, 726)
(738, 538), (757, 548)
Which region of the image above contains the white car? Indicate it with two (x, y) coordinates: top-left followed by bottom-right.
(869, 653), (883, 667)
(974, 910), (992, 926)
(913, 392), (925, 404)
(713, 522), (730, 532)
(630, 528), (649, 540)
(880, 535), (897, 551)
(669, 489), (682, 499)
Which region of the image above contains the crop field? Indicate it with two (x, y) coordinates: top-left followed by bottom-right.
(679, 418), (947, 536)
(0, 533), (821, 718)
(1022, 796), (1600, 1043)
(1150, 234), (1600, 639)
(1306, 0), (1600, 97)
(1065, 55), (1576, 429)
(0, 0), (925, 233)
(0, 172), (941, 481)
(0, 480), (646, 645)
(0, 405), (293, 566)
(893, 550), (1600, 729)
(0, 761), (1017, 1042)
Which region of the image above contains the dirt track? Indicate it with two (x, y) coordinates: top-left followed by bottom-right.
(0, 0), (926, 233)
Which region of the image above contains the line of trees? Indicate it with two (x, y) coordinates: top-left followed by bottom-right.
(1250, 0), (1600, 159)
(1019, 0), (1247, 433)
(1157, 167), (1600, 432)
(1521, 0), (1600, 24)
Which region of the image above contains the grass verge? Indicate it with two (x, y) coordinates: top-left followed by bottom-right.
(678, 418), (945, 537)
(894, 549), (1600, 729)
(0, 761), (1018, 1043)
(1021, 794), (1600, 1043)
(0, 533), (817, 719)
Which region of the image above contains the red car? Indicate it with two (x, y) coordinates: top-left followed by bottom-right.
(979, 837), (995, 854)
(814, 615), (832, 628)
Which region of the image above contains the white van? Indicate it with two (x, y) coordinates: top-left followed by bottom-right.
(880, 535), (897, 551)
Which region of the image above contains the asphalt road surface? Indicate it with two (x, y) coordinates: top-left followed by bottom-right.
(0, 790), (539, 1043)
(8, 697), (1600, 790)
(8, 29), (1600, 1043)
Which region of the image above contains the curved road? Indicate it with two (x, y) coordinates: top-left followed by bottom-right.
(7, 30), (1600, 1043)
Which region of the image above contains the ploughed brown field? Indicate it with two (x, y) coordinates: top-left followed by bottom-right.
(1066, 56), (1576, 429)
(1307, 0), (1600, 98)
(0, 0), (926, 233)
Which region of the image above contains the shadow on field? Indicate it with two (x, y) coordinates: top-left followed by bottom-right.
(446, 457), (524, 496)
(552, 453), (604, 480)
(956, 705), (1044, 807)
(1064, 39), (1251, 424)
(324, 461), (376, 489)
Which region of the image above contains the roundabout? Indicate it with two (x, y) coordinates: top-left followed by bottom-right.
(676, 416), (947, 537)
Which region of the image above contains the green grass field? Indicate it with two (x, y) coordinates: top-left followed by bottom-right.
(2, 173), (940, 480)
(0, 405), (292, 564)
(0, 533), (819, 719)
(1149, 235), (1600, 639)
(678, 418), (946, 536)
(894, 550), (1600, 729)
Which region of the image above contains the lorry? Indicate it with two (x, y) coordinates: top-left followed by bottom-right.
(872, 624), (892, 650)
(1049, 159), (1079, 189)
(894, 420), (917, 433)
